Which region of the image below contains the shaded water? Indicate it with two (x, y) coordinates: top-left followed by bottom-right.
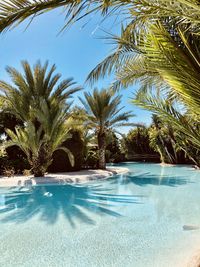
(0, 163), (200, 267)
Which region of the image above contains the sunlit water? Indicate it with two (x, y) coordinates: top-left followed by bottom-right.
(0, 163), (200, 267)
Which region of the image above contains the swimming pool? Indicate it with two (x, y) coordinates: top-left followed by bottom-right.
(0, 163), (200, 267)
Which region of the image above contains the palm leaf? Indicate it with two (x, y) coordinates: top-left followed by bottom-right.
(56, 146), (75, 166)
(133, 92), (200, 149)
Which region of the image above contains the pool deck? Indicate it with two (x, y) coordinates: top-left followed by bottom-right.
(0, 167), (129, 187)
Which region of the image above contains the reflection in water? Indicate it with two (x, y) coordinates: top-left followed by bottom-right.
(0, 165), (197, 229)
(110, 172), (190, 187)
(0, 184), (139, 227)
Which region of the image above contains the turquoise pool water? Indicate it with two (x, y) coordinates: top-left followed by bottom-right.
(0, 163), (200, 267)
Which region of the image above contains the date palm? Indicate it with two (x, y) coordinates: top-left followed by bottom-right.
(0, 60), (81, 121)
(0, 61), (81, 176)
(79, 88), (134, 169)
(5, 109), (75, 177)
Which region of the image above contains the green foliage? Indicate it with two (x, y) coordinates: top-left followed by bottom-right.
(121, 116), (199, 165)
(105, 130), (123, 163)
(0, 1), (200, 34)
(148, 114), (199, 165)
(1, 61), (80, 176)
(79, 88), (133, 131)
(0, 146), (7, 158)
(0, 1), (127, 33)
(125, 127), (153, 154)
(133, 95), (200, 164)
(148, 121), (174, 164)
(84, 3), (200, 166)
(0, 112), (23, 136)
(49, 129), (84, 172)
(84, 150), (99, 169)
(0, 144), (30, 175)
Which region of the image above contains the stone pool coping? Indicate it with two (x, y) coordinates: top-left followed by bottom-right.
(0, 167), (129, 187)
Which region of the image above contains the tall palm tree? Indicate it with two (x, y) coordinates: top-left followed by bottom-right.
(79, 88), (134, 169)
(0, 61), (81, 176)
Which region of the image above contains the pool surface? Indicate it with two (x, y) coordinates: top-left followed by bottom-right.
(0, 163), (200, 267)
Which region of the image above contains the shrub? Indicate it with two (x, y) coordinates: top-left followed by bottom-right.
(23, 169), (32, 176)
(0, 157), (30, 175)
(3, 167), (15, 177)
(49, 129), (84, 172)
(84, 151), (99, 169)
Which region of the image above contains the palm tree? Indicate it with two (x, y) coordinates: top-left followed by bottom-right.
(148, 115), (175, 164)
(5, 115), (74, 177)
(0, 61), (81, 121)
(79, 88), (134, 169)
(0, 61), (81, 176)
(0, 1), (119, 32)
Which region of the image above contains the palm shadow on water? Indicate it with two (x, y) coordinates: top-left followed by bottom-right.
(109, 172), (190, 187)
(0, 184), (140, 227)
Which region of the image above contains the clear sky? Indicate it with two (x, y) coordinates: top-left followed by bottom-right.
(0, 8), (151, 133)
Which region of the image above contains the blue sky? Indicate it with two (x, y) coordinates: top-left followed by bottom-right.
(0, 8), (151, 133)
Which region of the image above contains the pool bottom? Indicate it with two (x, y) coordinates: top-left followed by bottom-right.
(0, 163), (200, 267)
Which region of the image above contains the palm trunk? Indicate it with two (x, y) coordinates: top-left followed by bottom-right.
(98, 132), (106, 169)
(32, 166), (46, 177)
(31, 144), (52, 177)
(158, 135), (173, 164)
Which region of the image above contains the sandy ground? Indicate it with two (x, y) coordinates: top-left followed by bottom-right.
(0, 167), (129, 187)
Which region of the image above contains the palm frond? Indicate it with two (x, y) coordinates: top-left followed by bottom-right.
(133, 92), (200, 149)
(80, 87), (135, 134)
(0, 0), (200, 34)
(56, 146), (74, 166)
